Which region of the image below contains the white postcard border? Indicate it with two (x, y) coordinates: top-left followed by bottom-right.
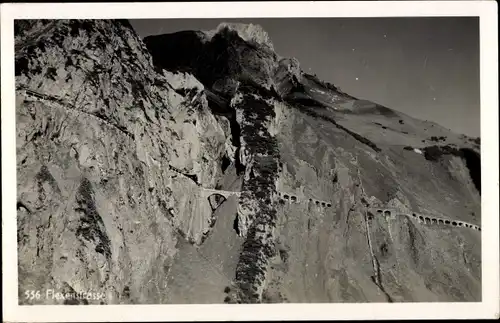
(1, 1), (498, 321)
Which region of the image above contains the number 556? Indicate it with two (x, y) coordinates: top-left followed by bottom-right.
(25, 290), (41, 300)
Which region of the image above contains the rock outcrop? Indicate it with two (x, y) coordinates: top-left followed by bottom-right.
(16, 20), (481, 304)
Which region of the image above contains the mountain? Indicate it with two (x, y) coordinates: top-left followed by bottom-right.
(15, 19), (481, 304)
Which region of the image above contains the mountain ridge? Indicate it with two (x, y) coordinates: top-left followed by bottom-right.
(16, 19), (481, 304)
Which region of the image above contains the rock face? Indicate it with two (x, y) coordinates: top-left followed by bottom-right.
(16, 20), (481, 304)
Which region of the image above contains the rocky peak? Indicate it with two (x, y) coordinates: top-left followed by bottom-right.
(144, 24), (280, 94)
(203, 22), (275, 51)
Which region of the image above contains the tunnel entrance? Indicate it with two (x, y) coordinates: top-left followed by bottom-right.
(221, 155), (231, 174)
(208, 193), (227, 212)
(460, 148), (481, 194)
(233, 214), (240, 235)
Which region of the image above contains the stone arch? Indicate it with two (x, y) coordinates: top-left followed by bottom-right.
(431, 218), (437, 224)
(419, 215), (424, 221)
(478, 227), (481, 231)
(315, 201), (320, 205)
(207, 193), (227, 212)
(321, 202), (326, 207)
(445, 220), (450, 224)
(458, 222), (463, 227)
(284, 194), (289, 200)
(309, 198), (313, 202)
(451, 221), (457, 226)
(327, 203), (332, 207)
(438, 219), (444, 224)
(376, 209), (383, 214)
(412, 213), (417, 218)
(384, 210), (391, 216)
(291, 195), (297, 202)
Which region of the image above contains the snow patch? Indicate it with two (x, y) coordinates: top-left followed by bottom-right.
(230, 92), (244, 107)
(163, 70), (204, 91)
(267, 100), (287, 137)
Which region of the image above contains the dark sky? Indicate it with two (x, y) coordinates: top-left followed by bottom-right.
(130, 18), (480, 137)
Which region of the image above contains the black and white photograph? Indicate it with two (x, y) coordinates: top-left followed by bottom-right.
(2, 1), (499, 321)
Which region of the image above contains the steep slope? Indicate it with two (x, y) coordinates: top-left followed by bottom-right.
(15, 19), (238, 304)
(16, 20), (481, 304)
(144, 23), (481, 303)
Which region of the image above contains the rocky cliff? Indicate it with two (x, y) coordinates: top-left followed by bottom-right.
(16, 20), (481, 304)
